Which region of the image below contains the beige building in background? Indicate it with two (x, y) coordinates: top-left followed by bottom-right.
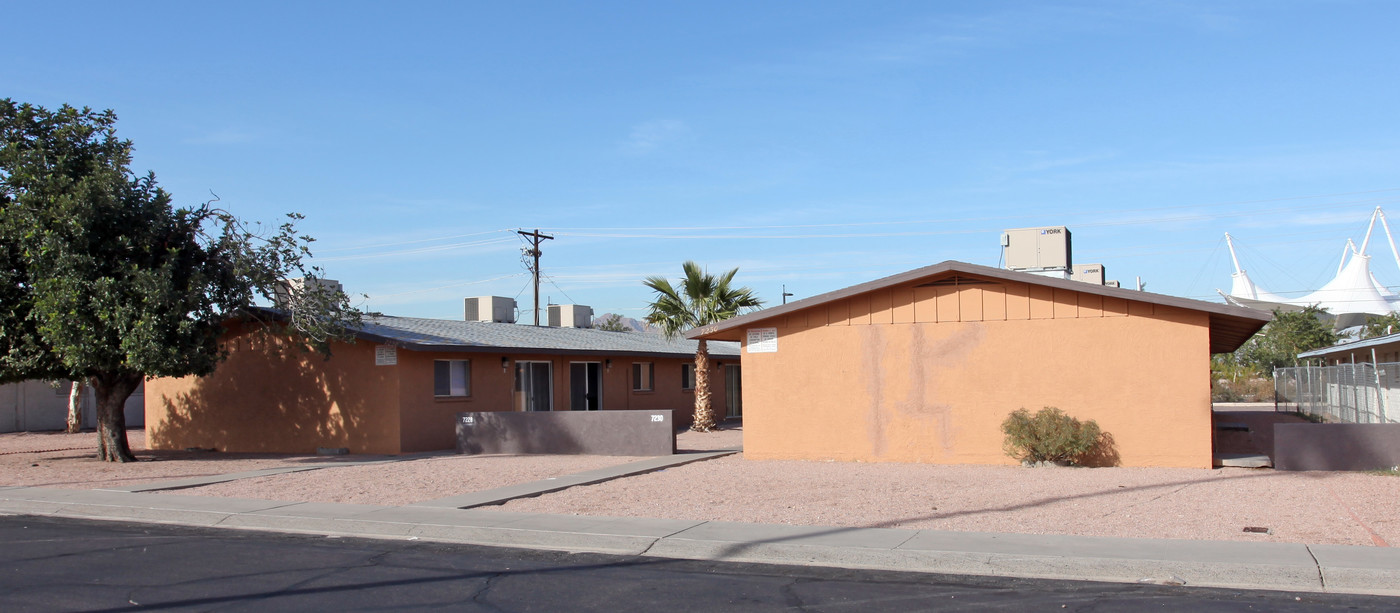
(689, 261), (1270, 468)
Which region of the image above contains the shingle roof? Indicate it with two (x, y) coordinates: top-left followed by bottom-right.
(354, 315), (739, 358)
(687, 260), (1271, 354)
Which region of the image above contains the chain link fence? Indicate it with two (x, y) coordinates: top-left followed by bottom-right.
(1274, 362), (1400, 424)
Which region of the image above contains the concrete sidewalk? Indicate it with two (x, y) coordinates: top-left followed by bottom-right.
(412, 450), (738, 509)
(1, 483), (1397, 597)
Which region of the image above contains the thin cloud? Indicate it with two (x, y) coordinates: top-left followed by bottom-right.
(624, 119), (689, 154)
(185, 128), (262, 145)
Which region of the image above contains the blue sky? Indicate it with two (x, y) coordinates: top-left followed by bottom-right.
(7, 1), (1400, 320)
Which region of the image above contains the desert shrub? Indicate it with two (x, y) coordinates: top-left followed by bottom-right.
(1001, 407), (1103, 465)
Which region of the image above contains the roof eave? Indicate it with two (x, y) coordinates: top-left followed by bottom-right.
(354, 329), (739, 359)
(688, 260), (1272, 353)
(1298, 332), (1400, 359)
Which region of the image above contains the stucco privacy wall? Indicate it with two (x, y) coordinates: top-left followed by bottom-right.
(148, 325), (727, 454)
(737, 278), (1214, 468)
(146, 329), (403, 455)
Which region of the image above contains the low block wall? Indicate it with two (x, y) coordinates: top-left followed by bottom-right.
(455, 410), (675, 456)
(1273, 423), (1400, 471)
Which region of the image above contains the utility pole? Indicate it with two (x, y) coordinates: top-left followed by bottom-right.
(781, 285), (794, 305)
(518, 229), (554, 326)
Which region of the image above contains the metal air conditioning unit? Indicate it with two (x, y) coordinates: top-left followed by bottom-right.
(1002, 226), (1072, 278)
(548, 304), (593, 328)
(1071, 263), (1105, 285)
(465, 296), (516, 323)
(273, 277), (344, 309)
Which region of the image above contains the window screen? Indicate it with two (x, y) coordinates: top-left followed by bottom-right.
(434, 360), (470, 397)
(632, 362), (653, 391)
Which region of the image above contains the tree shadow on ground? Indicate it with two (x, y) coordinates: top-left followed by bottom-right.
(711, 469), (1289, 559)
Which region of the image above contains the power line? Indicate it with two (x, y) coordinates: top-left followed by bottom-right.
(541, 273), (578, 306)
(369, 273), (528, 298)
(517, 229), (554, 326)
(315, 228), (514, 254)
(316, 236), (516, 262)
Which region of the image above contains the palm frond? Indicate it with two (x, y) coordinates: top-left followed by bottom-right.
(642, 261), (764, 337)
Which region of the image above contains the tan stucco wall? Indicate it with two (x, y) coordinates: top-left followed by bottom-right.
(146, 330), (403, 454)
(739, 280), (1213, 468)
(148, 328), (732, 454)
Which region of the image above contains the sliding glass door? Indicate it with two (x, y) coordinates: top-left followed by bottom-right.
(514, 361), (552, 412)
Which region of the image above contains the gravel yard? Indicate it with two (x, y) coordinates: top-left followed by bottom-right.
(168, 425), (741, 506)
(0, 430), (384, 490)
(493, 452), (1399, 546)
(171, 453), (645, 506)
(4, 422), (1395, 547)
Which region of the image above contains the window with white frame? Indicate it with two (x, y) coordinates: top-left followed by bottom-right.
(434, 360), (471, 397)
(632, 362), (654, 391)
(681, 363), (695, 390)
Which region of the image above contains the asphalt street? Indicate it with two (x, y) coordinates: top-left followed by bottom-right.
(1, 515), (1396, 612)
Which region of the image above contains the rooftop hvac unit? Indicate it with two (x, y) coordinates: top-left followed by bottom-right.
(548, 304), (593, 328)
(465, 296), (516, 323)
(1105, 280), (1121, 288)
(1071, 263), (1105, 285)
(1002, 226), (1072, 272)
(273, 277), (343, 309)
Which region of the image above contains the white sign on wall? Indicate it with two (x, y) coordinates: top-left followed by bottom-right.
(747, 327), (778, 353)
(375, 345), (398, 366)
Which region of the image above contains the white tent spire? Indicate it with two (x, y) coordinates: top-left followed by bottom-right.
(1338, 239), (1357, 275)
(1379, 208), (1400, 275)
(1225, 232), (1244, 274)
(1220, 208), (1400, 329)
(1360, 206), (1380, 256)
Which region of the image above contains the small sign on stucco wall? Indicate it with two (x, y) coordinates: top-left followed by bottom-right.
(747, 327), (778, 353)
(375, 345), (398, 366)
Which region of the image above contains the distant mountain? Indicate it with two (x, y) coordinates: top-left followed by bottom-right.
(591, 313), (654, 333)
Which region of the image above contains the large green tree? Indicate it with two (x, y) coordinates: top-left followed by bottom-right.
(1234, 305), (1338, 374)
(1361, 312), (1400, 340)
(643, 261), (761, 432)
(1, 100), (360, 461)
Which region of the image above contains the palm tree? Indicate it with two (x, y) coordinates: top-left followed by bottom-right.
(644, 261), (762, 432)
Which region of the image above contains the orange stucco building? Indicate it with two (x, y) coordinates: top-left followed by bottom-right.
(146, 315), (739, 455)
(689, 261), (1270, 468)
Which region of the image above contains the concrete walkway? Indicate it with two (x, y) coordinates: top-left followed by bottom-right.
(2, 479), (1398, 597)
(412, 450), (738, 509)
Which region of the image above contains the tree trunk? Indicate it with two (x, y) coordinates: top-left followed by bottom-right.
(91, 373), (142, 463)
(692, 340), (714, 432)
(66, 381), (84, 434)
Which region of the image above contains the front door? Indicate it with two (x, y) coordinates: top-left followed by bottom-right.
(514, 361), (552, 412)
(569, 362), (602, 411)
(725, 364), (742, 419)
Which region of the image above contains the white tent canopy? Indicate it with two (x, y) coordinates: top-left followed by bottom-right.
(1219, 207), (1400, 329)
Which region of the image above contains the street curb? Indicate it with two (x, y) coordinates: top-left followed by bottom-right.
(2, 486), (1397, 597)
